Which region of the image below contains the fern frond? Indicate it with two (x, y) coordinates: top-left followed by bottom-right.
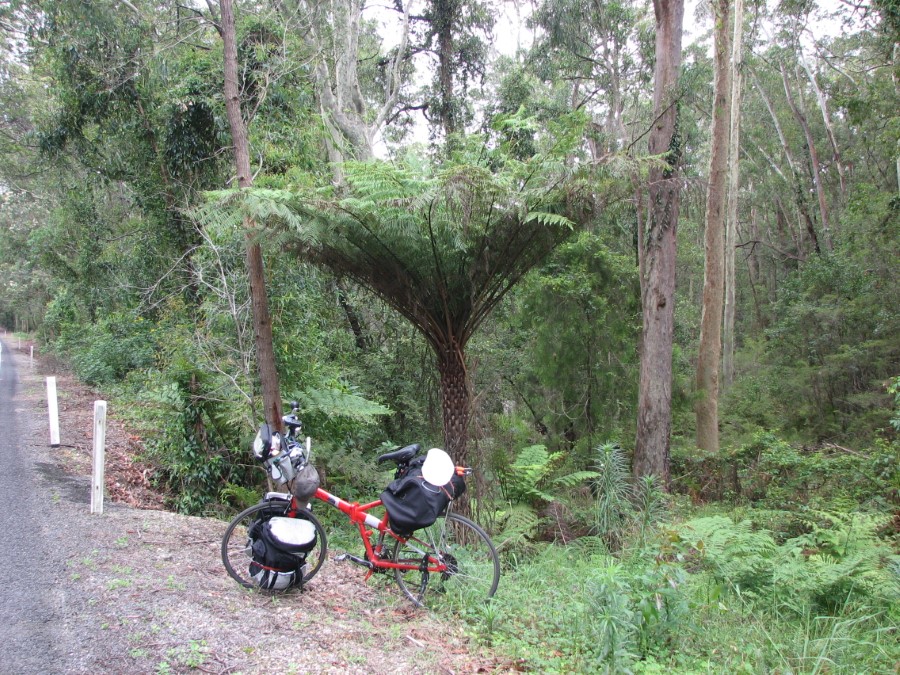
(554, 470), (601, 488)
(494, 503), (541, 550)
(569, 535), (609, 557)
(288, 386), (391, 423)
(522, 211), (576, 229)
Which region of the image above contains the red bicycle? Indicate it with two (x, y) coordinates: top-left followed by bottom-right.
(221, 416), (500, 608)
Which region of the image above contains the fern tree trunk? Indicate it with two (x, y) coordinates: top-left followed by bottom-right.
(437, 344), (469, 465)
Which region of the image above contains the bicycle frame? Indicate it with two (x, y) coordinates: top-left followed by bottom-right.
(267, 486), (450, 579)
(315, 486), (453, 577)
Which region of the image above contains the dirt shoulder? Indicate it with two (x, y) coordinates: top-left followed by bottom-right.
(12, 340), (507, 674)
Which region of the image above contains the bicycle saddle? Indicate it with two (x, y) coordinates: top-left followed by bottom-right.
(376, 443), (421, 465)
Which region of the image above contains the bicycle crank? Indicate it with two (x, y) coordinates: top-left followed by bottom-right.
(334, 552), (374, 570)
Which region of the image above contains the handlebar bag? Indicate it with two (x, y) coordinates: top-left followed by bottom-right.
(380, 459), (465, 536)
(247, 517), (316, 591)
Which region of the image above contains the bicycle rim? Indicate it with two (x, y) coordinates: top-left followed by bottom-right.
(392, 512), (500, 608)
(221, 501), (328, 590)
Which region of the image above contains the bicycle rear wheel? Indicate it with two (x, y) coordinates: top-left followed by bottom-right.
(392, 512), (500, 608)
(221, 501), (327, 590)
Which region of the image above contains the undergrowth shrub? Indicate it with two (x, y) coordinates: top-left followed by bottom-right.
(673, 429), (899, 508)
(125, 364), (240, 515)
(55, 311), (156, 385)
(485, 545), (689, 672)
(673, 512), (900, 612)
(492, 444), (599, 550)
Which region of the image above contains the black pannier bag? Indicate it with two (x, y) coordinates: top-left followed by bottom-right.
(248, 516), (317, 591)
(380, 457), (466, 536)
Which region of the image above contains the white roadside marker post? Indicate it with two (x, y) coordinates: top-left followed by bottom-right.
(91, 401), (107, 515)
(47, 377), (60, 447)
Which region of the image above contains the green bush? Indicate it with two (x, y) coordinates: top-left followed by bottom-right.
(673, 429), (899, 508)
(55, 311), (157, 385)
(126, 364), (241, 515)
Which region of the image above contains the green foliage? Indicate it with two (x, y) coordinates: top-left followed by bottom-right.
(751, 252), (899, 443)
(475, 231), (640, 449)
(593, 442), (633, 547)
(673, 512), (900, 612)
(55, 311), (157, 385)
(477, 545), (689, 672)
(675, 516), (778, 593)
(674, 429), (899, 508)
(123, 361), (243, 515)
(291, 385), (391, 427)
(491, 444), (600, 549)
(777, 510), (899, 611)
(888, 376), (900, 433)
(218, 483), (262, 511)
(501, 444), (566, 504)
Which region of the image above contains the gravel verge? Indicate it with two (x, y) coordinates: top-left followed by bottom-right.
(12, 341), (508, 674)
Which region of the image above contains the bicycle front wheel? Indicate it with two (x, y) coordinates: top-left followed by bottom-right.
(221, 501), (328, 590)
(392, 512), (500, 608)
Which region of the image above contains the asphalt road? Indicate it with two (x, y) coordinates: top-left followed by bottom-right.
(0, 338), (69, 674)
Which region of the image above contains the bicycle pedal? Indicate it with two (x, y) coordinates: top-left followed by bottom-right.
(334, 553), (349, 562)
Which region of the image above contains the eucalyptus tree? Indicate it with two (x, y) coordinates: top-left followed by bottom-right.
(695, 0), (732, 454)
(528, 0), (650, 157)
(285, 0), (415, 165)
(723, 0), (745, 390)
(633, 0), (684, 487)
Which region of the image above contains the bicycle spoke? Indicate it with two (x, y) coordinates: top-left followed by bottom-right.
(221, 502), (328, 590)
(392, 512), (499, 608)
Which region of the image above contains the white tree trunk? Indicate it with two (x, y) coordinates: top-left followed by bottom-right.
(723, 0), (744, 390)
(695, 0), (731, 454)
(306, 0), (414, 166)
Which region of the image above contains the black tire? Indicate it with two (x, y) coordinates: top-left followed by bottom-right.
(392, 512), (500, 608)
(221, 501), (328, 590)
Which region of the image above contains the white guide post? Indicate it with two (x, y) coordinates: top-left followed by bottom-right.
(47, 377), (60, 447)
(30, 345), (34, 367)
(91, 401), (107, 515)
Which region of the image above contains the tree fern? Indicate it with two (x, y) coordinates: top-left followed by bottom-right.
(289, 385), (391, 424)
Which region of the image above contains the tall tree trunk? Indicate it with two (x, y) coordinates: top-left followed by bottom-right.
(751, 69), (821, 255)
(723, 0), (744, 390)
(798, 50), (847, 201)
(634, 0), (684, 488)
(433, 0), (460, 138)
(781, 62), (833, 251)
(695, 0), (731, 454)
(221, 0), (284, 432)
(747, 189), (764, 330)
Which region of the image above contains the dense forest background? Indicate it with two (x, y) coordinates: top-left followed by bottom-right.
(1, 0), (898, 671)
